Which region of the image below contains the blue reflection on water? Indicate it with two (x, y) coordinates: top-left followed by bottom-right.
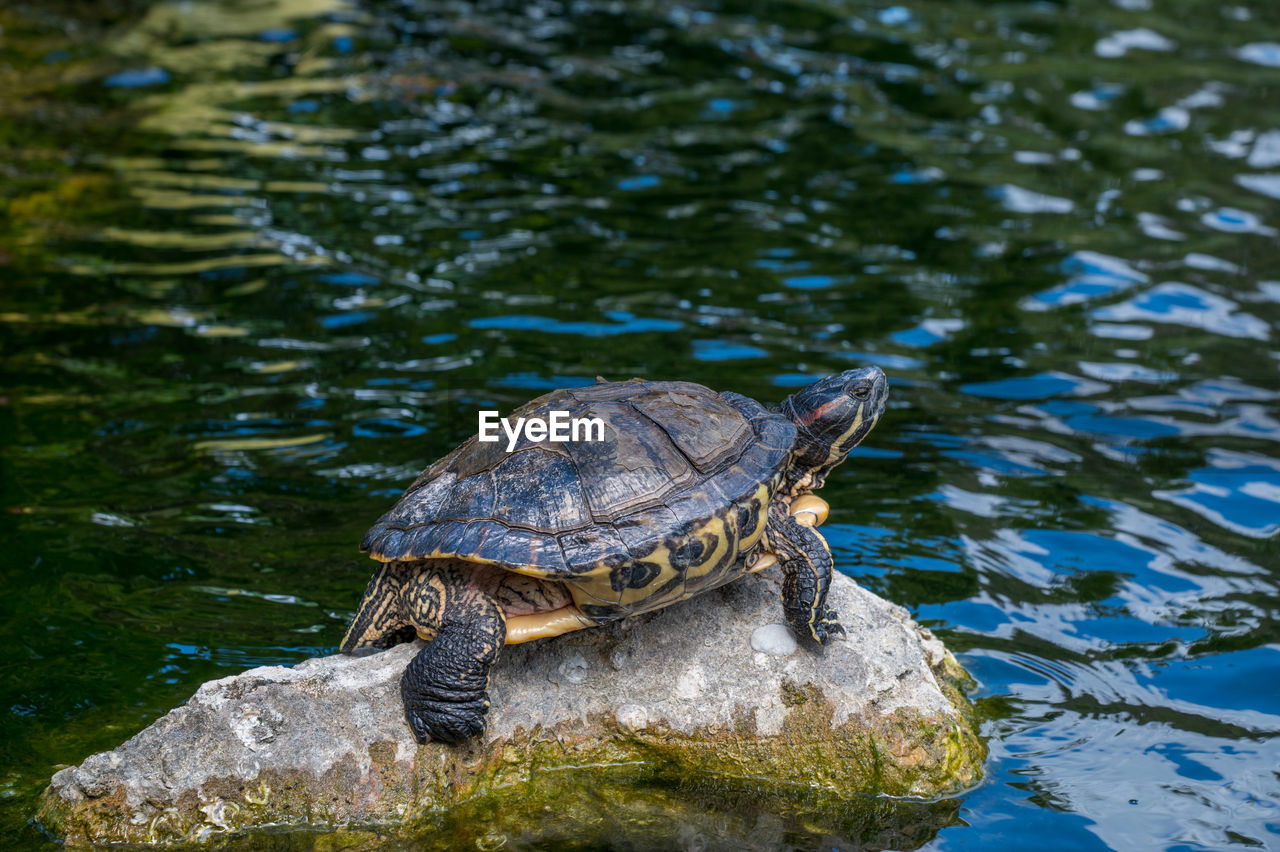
(1092, 282), (1269, 339)
(892, 326), (944, 346)
(835, 351), (925, 370)
(1147, 744), (1223, 783)
(890, 319), (962, 347)
(889, 552), (963, 574)
(489, 373), (595, 390)
(318, 272), (379, 286)
(878, 6), (914, 26)
(471, 313), (681, 336)
(1022, 529), (1154, 576)
(617, 174), (661, 191)
(783, 274), (840, 289)
(1064, 413), (1180, 440)
(941, 450), (1043, 476)
(961, 373), (1094, 400)
(1156, 454), (1280, 538)
(1027, 251), (1147, 308)
(691, 339), (768, 360)
(319, 311), (376, 328)
(104, 67), (171, 88)
(753, 257), (811, 271)
(915, 600), (1010, 634)
(366, 377), (434, 389)
(1149, 646), (1280, 719)
(771, 373), (819, 386)
(705, 98), (750, 117)
(1077, 614), (1202, 646)
(353, 419), (428, 438)
(847, 446), (904, 459)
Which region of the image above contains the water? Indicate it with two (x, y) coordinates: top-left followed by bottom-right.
(1, 0), (1278, 848)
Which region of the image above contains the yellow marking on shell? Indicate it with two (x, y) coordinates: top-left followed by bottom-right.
(563, 579), (618, 611)
(631, 482), (775, 612)
(564, 550), (678, 612)
(504, 606), (594, 644)
(737, 483), (770, 551)
(790, 494), (829, 527)
(748, 551), (778, 573)
(615, 538), (682, 609)
(570, 500), (744, 615)
(685, 513), (733, 582)
(663, 510), (735, 607)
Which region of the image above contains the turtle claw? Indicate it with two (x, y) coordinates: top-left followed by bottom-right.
(403, 698), (487, 745)
(809, 608), (846, 648)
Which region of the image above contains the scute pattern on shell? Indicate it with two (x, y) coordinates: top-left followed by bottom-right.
(360, 379), (796, 619)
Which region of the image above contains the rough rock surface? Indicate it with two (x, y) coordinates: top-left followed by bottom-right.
(38, 570), (984, 847)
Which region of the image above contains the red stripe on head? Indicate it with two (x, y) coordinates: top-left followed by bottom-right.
(797, 397), (845, 427)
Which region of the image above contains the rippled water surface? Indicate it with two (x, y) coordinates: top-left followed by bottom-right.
(2, 0), (1278, 848)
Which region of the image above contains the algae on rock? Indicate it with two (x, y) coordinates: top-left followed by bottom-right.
(38, 570), (985, 848)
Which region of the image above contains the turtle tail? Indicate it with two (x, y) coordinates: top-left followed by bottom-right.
(340, 561), (415, 653)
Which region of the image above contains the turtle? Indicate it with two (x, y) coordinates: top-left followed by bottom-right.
(341, 366), (889, 744)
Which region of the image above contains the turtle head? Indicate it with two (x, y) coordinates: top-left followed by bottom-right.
(780, 366), (888, 494)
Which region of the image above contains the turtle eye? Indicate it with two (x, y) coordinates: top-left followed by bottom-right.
(847, 383), (872, 400)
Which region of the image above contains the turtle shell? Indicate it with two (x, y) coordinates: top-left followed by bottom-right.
(360, 379), (797, 619)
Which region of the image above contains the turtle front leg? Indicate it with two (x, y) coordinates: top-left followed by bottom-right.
(766, 505), (846, 648)
(399, 564), (507, 744)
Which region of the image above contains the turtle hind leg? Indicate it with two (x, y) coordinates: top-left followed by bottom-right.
(400, 563), (507, 744)
(340, 561), (416, 654)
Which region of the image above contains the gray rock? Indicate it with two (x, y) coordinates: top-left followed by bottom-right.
(38, 569), (984, 847)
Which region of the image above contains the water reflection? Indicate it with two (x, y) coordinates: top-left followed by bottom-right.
(1, 0), (1278, 849)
